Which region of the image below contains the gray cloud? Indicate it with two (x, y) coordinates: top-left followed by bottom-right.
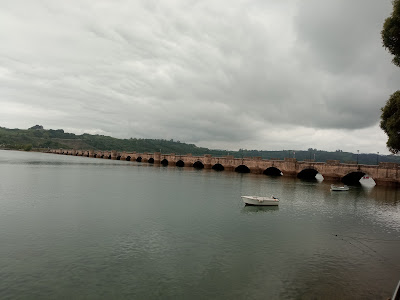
(0, 0), (398, 154)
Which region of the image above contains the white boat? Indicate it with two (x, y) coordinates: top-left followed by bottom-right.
(330, 184), (349, 191)
(241, 195), (279, 206)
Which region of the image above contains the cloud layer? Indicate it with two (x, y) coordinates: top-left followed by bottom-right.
(0, 0), (399, 154)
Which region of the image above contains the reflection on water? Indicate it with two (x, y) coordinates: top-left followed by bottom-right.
(241, 205), (279, 214)
(366, 185), (400, 205)
(0, 150), (399, 299)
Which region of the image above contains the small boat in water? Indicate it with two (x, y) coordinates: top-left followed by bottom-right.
(330, 184), (349, 191)
(241, 195), (279, 206)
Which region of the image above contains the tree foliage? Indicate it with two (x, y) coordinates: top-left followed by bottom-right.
(382, 0), (400, 67)
(381, 1), (400, 153)
(380, 91), (400, 154)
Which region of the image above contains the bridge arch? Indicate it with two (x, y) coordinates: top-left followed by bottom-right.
(176, 160), (184, 167)
(161, 159), (168, 166)
(108, 155), (111, 159)
(148, 158), (154, 164)
(193, 161), (204, 169)
(297, 168), (319, 180)
(263, 167), (282, 176)
(116, 155), (121, 160)
(342, 171), (365, 185)
(212, 163), (224, 171)
(136, 157), (142, 162)
(235, 165), (250, 173)
(126, 156), (131, 161)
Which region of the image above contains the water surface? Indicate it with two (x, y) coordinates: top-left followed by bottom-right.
(0, 150), (399, 299)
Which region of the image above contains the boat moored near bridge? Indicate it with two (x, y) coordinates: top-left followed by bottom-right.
(241, 195), (279, 206)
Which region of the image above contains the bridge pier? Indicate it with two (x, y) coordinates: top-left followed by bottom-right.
(141, 152), (148, 163)
(321, 174), (342, 182)
(282, 171), (297, 177)
(250, 167), (262, 174)
(281, 158), (297, 177)
(153, 152), (161, 164)
(204, 154), (212, 169)
(120, 151), (127, 161)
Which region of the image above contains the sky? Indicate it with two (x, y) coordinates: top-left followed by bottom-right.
(0, 0), (399, 155)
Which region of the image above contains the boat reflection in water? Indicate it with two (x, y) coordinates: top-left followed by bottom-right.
(241, 205), (279, 214)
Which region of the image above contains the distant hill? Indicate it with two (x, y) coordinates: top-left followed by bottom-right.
(1, 125), (399, 165)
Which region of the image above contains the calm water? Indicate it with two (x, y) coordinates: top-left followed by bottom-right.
(0, 150), (400, 299)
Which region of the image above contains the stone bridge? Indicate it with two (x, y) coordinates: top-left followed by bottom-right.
(50, 149), (400, 186)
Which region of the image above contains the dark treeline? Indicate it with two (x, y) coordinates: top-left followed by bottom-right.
(1, 125), (399, 165)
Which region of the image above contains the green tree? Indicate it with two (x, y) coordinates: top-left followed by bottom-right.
(381, 0), (400, 153)
(382, 0), (400, 66)
(380, 91), (400, 154)
(23, 144), (32, 151)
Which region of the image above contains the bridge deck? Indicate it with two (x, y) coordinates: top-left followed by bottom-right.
(50, 149), (400, 187)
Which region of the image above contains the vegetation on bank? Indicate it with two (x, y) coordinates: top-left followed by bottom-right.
(1, 125), (399, 165)
(380, 0), (400, 153)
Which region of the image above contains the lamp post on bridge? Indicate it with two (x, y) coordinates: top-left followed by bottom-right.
(377, 152), (379, 165)
(357, 150), (359, 165)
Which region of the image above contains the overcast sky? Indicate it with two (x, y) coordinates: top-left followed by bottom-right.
(1, 0), (399, 154)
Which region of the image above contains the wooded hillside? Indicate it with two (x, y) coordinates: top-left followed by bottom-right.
(1, 125), (399, 165)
